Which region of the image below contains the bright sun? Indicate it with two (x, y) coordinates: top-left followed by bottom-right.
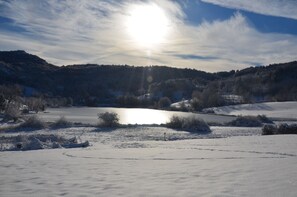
(125, 3), (170, 48)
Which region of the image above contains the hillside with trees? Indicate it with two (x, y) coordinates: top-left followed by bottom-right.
(0, 50), (297, 112)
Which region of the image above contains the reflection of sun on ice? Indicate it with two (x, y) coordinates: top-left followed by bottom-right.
(125, 3), (170, 48)
(123, 108), (168, 125)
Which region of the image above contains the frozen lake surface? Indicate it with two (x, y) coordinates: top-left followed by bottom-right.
(38, 107), (235, 125)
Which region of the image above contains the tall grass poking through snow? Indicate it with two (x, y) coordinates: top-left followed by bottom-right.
(166, 115), (211, 133)
(20, 115), (46, 129)
(52, 116), (73, 128)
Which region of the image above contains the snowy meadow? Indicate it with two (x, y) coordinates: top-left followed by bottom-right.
(1, 103), (297, 196)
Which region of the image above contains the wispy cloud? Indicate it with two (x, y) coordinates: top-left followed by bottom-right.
(201, 0), (297, 20)
(166, 12), (297, 70)
(0, 0), (297, 72)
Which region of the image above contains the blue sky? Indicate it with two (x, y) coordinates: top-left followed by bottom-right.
(0, 0), (297, 72)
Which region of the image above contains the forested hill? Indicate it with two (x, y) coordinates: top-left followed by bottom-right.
(0, 50), (296, 107)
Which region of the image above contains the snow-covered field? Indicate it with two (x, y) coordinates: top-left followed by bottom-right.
(208, 101), (297, 120)
(1, 102), (297, 196)
(1, 126), (297, 196)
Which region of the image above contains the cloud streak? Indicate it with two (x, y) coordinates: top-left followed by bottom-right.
(201, 0), (297, 20)
(0, 0), (297, 72)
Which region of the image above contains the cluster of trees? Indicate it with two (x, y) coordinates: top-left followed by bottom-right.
(115, 94), (172, 109)
(0, 84), (75, 122)
(0, 98), (45, 122)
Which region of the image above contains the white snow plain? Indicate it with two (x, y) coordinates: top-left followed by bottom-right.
(1, 126), (297, 196)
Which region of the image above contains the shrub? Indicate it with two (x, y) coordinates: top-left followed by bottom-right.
(277, 123), (297, 134)
(52, 116), (73, 128)
(158, 97), (172, 109)
(262, 124), (277, 135)
(257, 115), (273, 124)
(227, 116), (262, 127)
(0, 94), (6, 112)
(25, 97), (46, 113)
(167, 115), (211, 133)
(20, 115), (46, 129)
(4, 102), (21, 122)
(98, 112), (119, 127)
(262, 123), (297, 135)
(167, 116), (183, 129)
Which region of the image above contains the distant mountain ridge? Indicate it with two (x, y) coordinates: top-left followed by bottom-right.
(0, 50), (296, 106)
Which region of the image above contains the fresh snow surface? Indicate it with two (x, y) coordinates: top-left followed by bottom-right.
(1, 126), (297, 196)
(208, 101), (297, 120)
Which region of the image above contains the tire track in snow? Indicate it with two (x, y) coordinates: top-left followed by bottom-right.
(162, 146), (297, 158)
(62, 152), (287, 161)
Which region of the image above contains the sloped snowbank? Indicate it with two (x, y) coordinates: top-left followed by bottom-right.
(206, 101), (297, 120)
(0, 134), (89, 151)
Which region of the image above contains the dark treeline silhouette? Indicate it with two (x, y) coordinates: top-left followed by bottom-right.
(0, 50), (297, 109)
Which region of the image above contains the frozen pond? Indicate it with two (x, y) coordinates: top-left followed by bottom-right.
(38, 107), (235, 125)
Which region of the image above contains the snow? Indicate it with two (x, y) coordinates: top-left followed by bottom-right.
(207, 101), (297, 120)
(170, 100), (192, 110)
(1, 126), (297, 196)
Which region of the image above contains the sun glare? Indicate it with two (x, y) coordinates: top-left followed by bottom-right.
(125, 3), (170, 48)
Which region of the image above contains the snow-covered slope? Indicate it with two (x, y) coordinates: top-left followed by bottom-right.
(1, 126), (297, 196)
(207, 101), (297, 120)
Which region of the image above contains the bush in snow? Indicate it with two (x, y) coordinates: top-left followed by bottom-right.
(4, 101), (21, 122)
(277, 123), (297, 134)
(166, 115), (211, 133)
(158, 97), (172, 109)
(262, 124), (277, 135)
(228, 115), (273, 127)
(257, 115), (273, 124)
(262, 123), (297, 135)
(52, 116), (73, 128)
(20, 115), (46, 129)
(166, 116), (183, 129)
(227, 116), (263, 127)
(97, 112), (119, 127)
(0, 94), (6, 112)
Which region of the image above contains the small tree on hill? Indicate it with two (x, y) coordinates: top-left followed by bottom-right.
(0, 94), (6, 112)
(4, 101), (21, 122)
(158, 97), (172, 109)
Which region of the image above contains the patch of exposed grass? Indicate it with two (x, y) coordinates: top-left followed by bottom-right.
(51, 116), (73, 128)
(19, 115), (47, 129)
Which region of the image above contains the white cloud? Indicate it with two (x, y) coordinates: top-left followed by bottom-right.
(165, 12), (297, 71)
(0, 0), (183, 65)
(201, 0), (297, 20)
(0, 0), (297, 72)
